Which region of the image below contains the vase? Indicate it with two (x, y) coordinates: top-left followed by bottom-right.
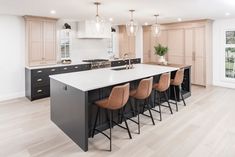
(158, 56), (165, 63)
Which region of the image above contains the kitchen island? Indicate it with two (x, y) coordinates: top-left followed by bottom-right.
(49, 64), (179, 151)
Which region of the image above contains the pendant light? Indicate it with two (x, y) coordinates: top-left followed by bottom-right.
(126, 10), (138, 36)
(152, 14), (161, 37)
(94, 2), (103, 32)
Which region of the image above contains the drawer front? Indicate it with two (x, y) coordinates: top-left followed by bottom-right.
(111, 60), (126, 67)
(80, 64), (91, 71)
(32, 76), (49, 87)
(131, 58), (141, 64)
(32, 69), (48, 77)
(59, 66), (74, 73)
(47, 67), (60, 75)
(32, 86), (50, 99)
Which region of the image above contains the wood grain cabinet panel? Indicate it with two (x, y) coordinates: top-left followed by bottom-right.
(24, 16), (58, 67)
(144, 20), (213, 87)
(118, 25), (136, 58)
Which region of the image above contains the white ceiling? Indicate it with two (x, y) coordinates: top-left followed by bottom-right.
(0, 0), (235, 24)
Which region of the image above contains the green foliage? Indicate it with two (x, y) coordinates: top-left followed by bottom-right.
(154, 44), (168, 56)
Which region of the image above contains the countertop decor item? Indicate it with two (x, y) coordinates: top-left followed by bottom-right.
(154, 44), (168, 64)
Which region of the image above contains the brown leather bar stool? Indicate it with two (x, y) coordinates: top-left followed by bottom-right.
(152, 73), (173, 121)
(91, 83), (132, 151)
(128, 77), (155, 134)
(170, 68), (186, 111)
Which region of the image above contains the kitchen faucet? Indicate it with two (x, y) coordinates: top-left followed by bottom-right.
(123, 53), (133, 69)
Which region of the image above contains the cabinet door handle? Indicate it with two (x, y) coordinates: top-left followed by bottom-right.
(37, 78), (43, 82)
(37, 70), (42, 73)
(74, 66), (78, 69)
(37, 89), (43, 93)
(51, 69), (56, 72)
(63, 67), (68, 70)
(63, 85), (67, 91)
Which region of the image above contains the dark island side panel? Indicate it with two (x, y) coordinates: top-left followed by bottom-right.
(50, 79), (89, 151)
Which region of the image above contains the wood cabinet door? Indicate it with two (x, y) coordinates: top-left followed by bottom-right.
(194, 27), (205, 58)
(44, 21), (56, 64)
(29, 20), (44, 66)
(143, 27), (151, 63)
(194, 27), (205, 85)
(194, 57), (205, 85)
(118, 25), (136, 58)
(185, 28), (194, 83)
(167, 29), (185, 64)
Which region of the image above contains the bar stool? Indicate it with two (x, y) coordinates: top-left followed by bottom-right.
(152, 73), (173, 121)
(129, 77), (154, 134)
(170, 68), (186, 111)
(91, 83), (132, 151)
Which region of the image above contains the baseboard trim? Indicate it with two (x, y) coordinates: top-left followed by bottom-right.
(0, 92), (25, 102)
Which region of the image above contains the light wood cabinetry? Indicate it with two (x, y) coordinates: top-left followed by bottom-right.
(118, 25), (136, 58)
(24, 16), (57, 67)
(143, 20), (213, 86)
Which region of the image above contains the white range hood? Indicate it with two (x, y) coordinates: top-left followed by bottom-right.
(77, 20), (111, 39)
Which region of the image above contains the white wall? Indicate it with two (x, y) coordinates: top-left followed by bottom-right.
(213, 18), (235, 88)
(0, 15), (25, 101)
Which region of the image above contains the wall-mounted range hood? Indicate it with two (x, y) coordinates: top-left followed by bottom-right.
(77, 20), (111, 39)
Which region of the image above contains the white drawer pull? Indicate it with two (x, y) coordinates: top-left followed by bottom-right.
(37, 89), (42, 93)
(37, 78), (43, 82)
(37, 70), (42, 73)
(51, 69), (56, 72)
(63, 67), (67, 70)
(74, 66), (78, 69)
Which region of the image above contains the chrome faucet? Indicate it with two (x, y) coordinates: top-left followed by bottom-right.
(123, 53), (132, 69)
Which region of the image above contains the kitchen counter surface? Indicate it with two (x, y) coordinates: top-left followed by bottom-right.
(145, 62), (191, 69)
(25, 61), (89, 70)
(50, 64), (178, 91)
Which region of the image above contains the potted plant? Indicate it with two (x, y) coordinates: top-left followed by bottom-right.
(154, 44), (168, 63)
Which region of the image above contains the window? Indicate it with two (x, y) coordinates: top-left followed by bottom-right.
(225, 31), (235, 78)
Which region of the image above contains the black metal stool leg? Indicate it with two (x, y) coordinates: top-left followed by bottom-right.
(122, 106), (132, 139)
(157, 91), (162, 121)
(92, 107), (100, 137)
(137, 100), (140, 134)
(109, 110), (112, 151)
(179, 86), (186, 106)
(146, 98), (155, 125)
(173, 85), (178, 112)
(164, 91), (173, 114)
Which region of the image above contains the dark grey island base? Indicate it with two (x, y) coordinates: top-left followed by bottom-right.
(50, 65), (191, 152)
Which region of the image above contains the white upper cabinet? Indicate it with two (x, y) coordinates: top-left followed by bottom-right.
(77, 20), (111, 39)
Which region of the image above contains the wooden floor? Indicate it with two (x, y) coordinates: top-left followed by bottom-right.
(1, 86), (235, 157)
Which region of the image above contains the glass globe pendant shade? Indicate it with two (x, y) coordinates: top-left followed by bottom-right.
(126, 20), (138, 36)
(94, 2), (104, 33)
(152, 14), (161, 37)
(126, 10), (138, 36)
(152, 23), (161, 37)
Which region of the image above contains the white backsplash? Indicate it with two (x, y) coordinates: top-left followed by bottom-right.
(57, 20), (119, 62)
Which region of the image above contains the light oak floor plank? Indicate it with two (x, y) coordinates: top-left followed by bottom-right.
(0, 85), (235, 157)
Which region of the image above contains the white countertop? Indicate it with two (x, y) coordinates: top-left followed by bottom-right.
(49, 64), (178, 92)
(25, 61), (89, 70)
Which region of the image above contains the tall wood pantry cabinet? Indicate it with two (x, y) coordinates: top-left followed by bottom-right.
(24, 16), (57, 66)
(118, 25), (136, 58)
(143, 20), (213, 87)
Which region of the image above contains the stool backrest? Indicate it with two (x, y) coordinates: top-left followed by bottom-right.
(173, 68), (184, 86)
(135, 77), (153, 99)
(157, 73), (171, 92)
(108, 83), (130, 110)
